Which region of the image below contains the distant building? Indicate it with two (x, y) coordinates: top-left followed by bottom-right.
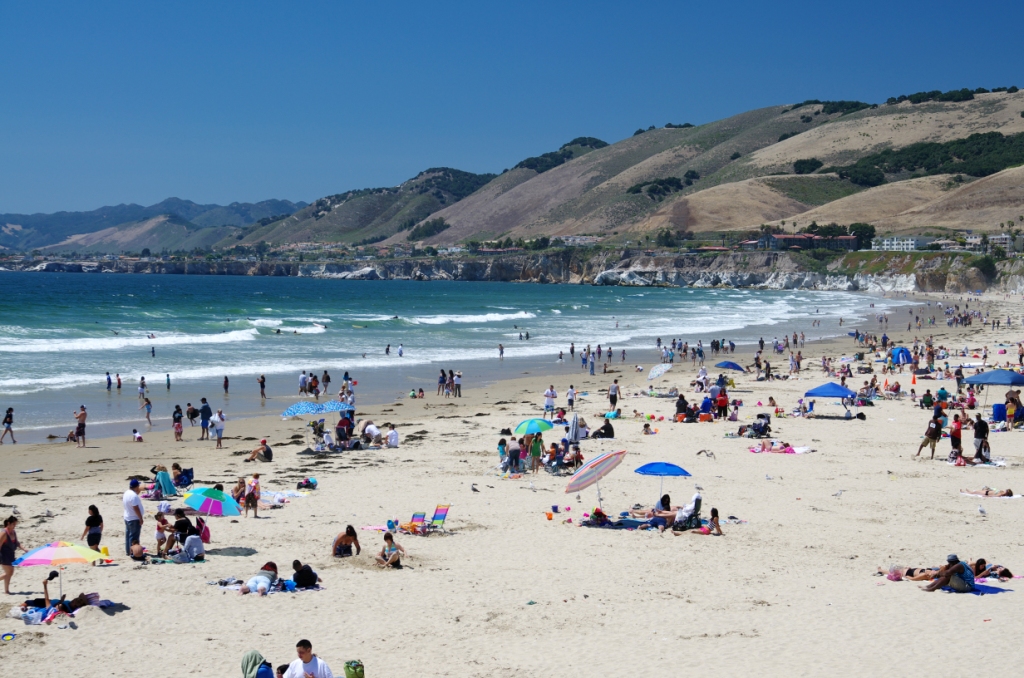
(758, 233), (858, 251)
(561, 235), (602, 247)
(738, 240), (760, 251)
(871, 236), (935, 252)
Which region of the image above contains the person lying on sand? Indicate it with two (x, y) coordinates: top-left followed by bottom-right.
(375, 532), (405, 568)
(970, 558), (1014, 581)
(877, 566), (940, 581)
(240, 562), (278, 596)
(22, 571), (94, 614)
(962, 487), (1013, 497)
(332, 525), (360, 557)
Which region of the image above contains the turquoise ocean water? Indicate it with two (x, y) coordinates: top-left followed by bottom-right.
(0, 273), (901, 442)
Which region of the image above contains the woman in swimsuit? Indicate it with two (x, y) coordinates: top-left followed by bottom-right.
(970, 558), (1014, 581)
(332, 525), (361, 557)
(0, 516), (26, 593)
(375, 532), (405, 568)
(81, 505), (104, 565)
(876, 566), (939, 581)
(961, 487), (1013, 497)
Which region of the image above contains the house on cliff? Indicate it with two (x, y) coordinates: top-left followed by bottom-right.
(757, 234), (858, 252)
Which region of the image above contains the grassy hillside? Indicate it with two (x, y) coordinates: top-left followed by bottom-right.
(232, 168), (495, 246)
(39, 215), (238, 254)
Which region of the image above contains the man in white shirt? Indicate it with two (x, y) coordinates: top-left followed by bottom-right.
(299, 372), (307, 394)
(453, 371), (462, 397)
(566, 385), (576, 411)
(122, 479), (144, 556)
(284, 639), (334, 678)
(386, 424), (399, 448)
(543, 385), (557, 419)
(363, 423), (382, 444)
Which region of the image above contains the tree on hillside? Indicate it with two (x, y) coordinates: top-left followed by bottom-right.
(848, 223), (876, 250)
(140, 248), (151, 257)
(793, 158), (823, 174)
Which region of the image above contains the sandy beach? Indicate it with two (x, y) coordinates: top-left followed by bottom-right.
(0, 292), (1022, 676)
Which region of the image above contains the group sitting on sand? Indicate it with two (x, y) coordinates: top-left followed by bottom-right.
(878, 554), (1014, 590)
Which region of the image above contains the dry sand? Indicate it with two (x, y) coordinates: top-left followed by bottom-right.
(1, 293), (1022, 676)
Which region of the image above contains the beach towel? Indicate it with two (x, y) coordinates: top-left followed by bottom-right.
(948, 460), (1007, 468)
(959, 492), (1020, 499)
(155, 471), (178, 497)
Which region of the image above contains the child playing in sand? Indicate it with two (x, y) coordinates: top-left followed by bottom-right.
(154, 511), (170, 557)
(131, 429), (143, 442)
(642, 423), (656, 435)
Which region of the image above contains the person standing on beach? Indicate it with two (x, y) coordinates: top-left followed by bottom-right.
(106, 372), (112, 390)
(608, 379), (619, 410)
(198, 398), (212, 441)
(498, 344), (504, 360)
(916, 414), (942, 459)
(116, 373), (121, 390)
(0, 408), (14, 444)
(258, 374), (266, 399)
(588, 352), (596, 375)
(73, 406), (87, 447)
(298, 372), (307, 394)
(621, 349), (626, 363)
(322, 370), (330, 395)
(543, 385), (557, 419)
(454, 371), (462, 397)
(166, 374), (170, 390)
(223, 376), (229, 395)
(570, 343), (575, 360)
(172, 405), (184, 441)
(138, 377), (147, 400)
(122, 479), (143, 557)
(567, 385), (576, 411)
(213, 409), (226, 449)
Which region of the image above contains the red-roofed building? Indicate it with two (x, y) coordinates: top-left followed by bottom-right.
(757, 233), (858, 251)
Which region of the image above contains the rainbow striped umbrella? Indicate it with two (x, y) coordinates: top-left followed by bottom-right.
(15, 541), (106, 597)
(184, 487), (241, 516)
(514, 418), (554, 436)
(564, 449), (627, 509)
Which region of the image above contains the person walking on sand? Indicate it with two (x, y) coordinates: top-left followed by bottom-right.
(257, 374), (266, 400)
(172, 405), (184, 441)
(106, 372), (112, 391)
(213, 409), (226, 449)
(0, 516), (26, 593)
(73, 405), (87, 447)
(498, 343), (504, 360)
(139, 397), (153, 426)
(608, 379), (620, 410)
(0, 408), (14, 444)
(122, 479), (144, 557)
(198, 398), (212, 441)
(916, 413), (942, 459)
(543, 385), (557, 420)
(223, 376), (229, 395)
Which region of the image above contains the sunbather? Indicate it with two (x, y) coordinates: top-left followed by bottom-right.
(22, 571), (94, 614)
(970, 558), (1014, 581)
(332, 525), (361, 557)
(690, 507), (723, 535)
(240, 562), (278, 596)
(961, 487), (1013, 497)
(375, 532), (405, 568)
(876, 566), (940, 581)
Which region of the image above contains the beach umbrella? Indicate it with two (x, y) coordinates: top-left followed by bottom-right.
(183, 487), (241, 517)
(567, 413), (580, 444)
(963, 370), (1024, 386)
(634, 461), (691, 497)
(281, 401), (325, 417)
(321, 400), (355, 414)
(564, 449), (627, 509)
(715, 361), (745, 372)
(647, 363), (672, 381)
(15, 541), (105, 597)
(804, 382), (857, 399)
(514, 418), (554, 436)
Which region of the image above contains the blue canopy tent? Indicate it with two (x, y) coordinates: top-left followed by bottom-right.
(804, 382), (857, 399)
(891, 347), (912, 364)
(963, 370), (1024, 386)
(635, 461), (691, 498)
(715, 361), (746, 372)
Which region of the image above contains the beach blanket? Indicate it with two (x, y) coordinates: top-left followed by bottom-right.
(749, 445), (813, 454)
(960, 492), (1020, 498)
(941, 583), (1012, 595)
(948, 460), (1007, 468)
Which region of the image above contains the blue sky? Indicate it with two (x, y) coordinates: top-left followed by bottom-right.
(1, 1), (1020, 213)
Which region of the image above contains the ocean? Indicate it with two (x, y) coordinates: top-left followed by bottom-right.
(0, 272), (901, 442)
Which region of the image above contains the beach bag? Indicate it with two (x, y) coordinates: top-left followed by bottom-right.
(196, 517), (211, 544)
(954, 455), (966, 466)
(21, 609), (44, 625)
(157, 501), (171, 514)
(344, 660), (365, 678)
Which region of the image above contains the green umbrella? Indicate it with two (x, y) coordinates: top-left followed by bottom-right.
(514, 418), (554, 436)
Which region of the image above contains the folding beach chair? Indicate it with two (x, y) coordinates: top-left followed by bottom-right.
(174, 467), (194, 491)
(425, 505), (450, 534)
(400, 512), (426, 535)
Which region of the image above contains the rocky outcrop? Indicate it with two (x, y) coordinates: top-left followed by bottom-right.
(10, 250), (1020, 293)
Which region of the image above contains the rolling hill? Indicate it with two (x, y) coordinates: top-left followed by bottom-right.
(2, 197), (306, 252)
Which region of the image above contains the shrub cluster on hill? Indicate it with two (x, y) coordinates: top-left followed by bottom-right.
(887, 86), (1018, 106)
(785, 100), (873, 116)
(830, 131), (1024, 186)
(255, 214), (291, 227)
(514, 138), (608, 174)
(793, 158), (824, 174)
(799, 221), (876, 248)
(778, 132), (799, 142)
(414, 168), (497, 201)
(354, 234), (388, 246)
(627, 171), (700, 200)
(407, 218), (450, 241)
(665, 122), (695, 129)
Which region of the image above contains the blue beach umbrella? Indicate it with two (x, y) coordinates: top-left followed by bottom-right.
(715, 361), (745, 372)
(514, 418), (554, 436)
(321, 400), (355, 414)
(635, 461), (692, 497)
(281, 401), (325, 417)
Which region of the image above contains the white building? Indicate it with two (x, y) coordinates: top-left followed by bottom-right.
(871, 236), (935, 252)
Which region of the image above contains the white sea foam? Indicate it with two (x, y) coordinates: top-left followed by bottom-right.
(0, 328), (259, 353)
(407, 311), (536, 325)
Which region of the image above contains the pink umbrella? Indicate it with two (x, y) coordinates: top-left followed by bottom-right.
(564, 450), (626, 509)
